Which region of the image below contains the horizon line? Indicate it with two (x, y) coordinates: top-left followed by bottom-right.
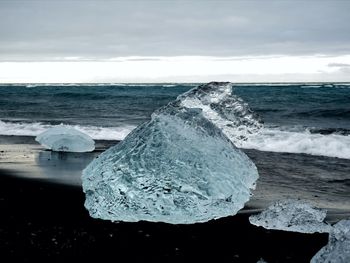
(1, 81), (350, 85)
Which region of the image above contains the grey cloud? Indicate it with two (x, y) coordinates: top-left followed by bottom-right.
(337, 67), (350, 74)
(328, 63), (350, 67)
(327, 62), (350, 75)
(0, 0), (350, 60)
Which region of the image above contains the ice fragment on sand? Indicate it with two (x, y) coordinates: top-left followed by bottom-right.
(36, 126), (95, 152)
(82, 82), (259, 224)
(249, 199), (332, 233)
(311, 220), (350, 263)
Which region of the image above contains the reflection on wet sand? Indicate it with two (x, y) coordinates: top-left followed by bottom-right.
(35, 151), (97, 186)
(0, 135), (116, 186)
(1, 135), (350, 222)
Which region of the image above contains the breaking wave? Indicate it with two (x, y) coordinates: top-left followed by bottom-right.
(0, 120), (349, 159)
(0, 83), (200, 89)
(242, 128), (350, 159)
(0, 120), (135, 141)
(1, 80), (350, 160)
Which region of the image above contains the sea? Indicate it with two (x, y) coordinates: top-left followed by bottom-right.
(0, 82), (349, 218)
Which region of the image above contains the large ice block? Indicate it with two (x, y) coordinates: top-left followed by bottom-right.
(82, 82), (259, 224)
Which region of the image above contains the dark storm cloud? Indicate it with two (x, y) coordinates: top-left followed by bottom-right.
(0, 0), (350, 60)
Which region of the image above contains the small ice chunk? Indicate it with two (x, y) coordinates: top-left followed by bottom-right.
(249, 199), (332, 233)
(257, 259), (268, 263)
(36, 126), (95, 152)
(82, 82), (259, 224)
(311, 220), (350, 263)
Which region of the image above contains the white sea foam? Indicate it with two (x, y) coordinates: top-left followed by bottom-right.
(242, 128), (350, 159)
(16, 83), (197, 88)
(1, 120), (349, 159)
(0, 120), (135, 141)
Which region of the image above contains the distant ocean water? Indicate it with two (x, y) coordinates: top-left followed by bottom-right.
(0, 82), (349, 159)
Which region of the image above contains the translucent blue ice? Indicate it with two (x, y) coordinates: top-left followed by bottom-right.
(178, 82), (262, 147)
(249, 199), (332, 233)
(36, 126), (95, 152)
(311, 220), (350, 263)
(82, 82), (259, 224)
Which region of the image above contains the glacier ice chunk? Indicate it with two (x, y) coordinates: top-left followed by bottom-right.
(36, 126), (95, 152)
(249, 199), (332, 233)
(178, 82), (263, 147)
(311, 220), (350, 263)
(82, 82), (259, 224)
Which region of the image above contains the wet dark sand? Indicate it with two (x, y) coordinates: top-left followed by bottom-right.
(0, 172), (328, 262)
(0, 135), (348, 262)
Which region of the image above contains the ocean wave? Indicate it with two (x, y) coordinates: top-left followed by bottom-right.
(300, 83), (350, 89)
(18, 83), (198, 88)
(51, 92), (110, 99)
(24, 83), (81, 88)
(1, 120), (349, 159)
(309, 127), (350, 136)
(0, 120), (135, 141)
(235, 83), (350, 89)
(242, 128), (350, 159)
(287, 109), (350, 118)
(327, 179), (350, 186)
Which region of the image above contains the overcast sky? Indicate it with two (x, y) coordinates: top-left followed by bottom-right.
(1, 0), (350, 82)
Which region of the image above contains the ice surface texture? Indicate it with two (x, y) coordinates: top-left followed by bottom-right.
(36, 126), (95, 152)
(311, 220), (350, 263)
(82, 82), (259, 224)
(249, 199), (332, 233)
(178, 82), (263, 147)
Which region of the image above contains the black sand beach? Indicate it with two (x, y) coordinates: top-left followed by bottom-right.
(1, 135), (348, 262)
(0, 172), (328, 263)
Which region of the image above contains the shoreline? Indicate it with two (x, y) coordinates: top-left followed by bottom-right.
(0, 134), (349, 261)
(1, 134), (349, 220)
